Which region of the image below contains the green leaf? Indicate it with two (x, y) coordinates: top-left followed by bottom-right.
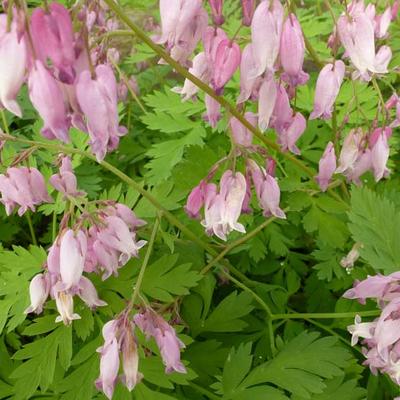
(141, 254), (202, 302)
(145, 128), (206, 184)
(0, 246), (46, 332)
(11, 325), (72, 398)
(241, 332), (352, 398)
(201, 291), (254, 333)
(348, 187), (400, 273)
(292, 376), (366, 400)
(222, 343), (253, 397)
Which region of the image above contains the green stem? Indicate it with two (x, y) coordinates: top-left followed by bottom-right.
(201, 214), (278, 275)
(220, 269), (276, 354)
(271, 310), (380, 320)
(25, 211), (38, 246)
(52, 210), (57, 241)
(131, 218), (159, 306)
(371, 77), (387, 124)
(0, 109), (10, 134)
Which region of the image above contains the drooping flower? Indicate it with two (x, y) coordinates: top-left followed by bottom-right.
(247, 160), (286, 219)
(280, 14), (309, 87)
(28, 60), (71, 142)
(185, 180), (211, 219)
(237, 43), (262, 104)
(201, 171), (247, 241)
(96, 216), (147, 265)
(156, 0), (207, 65)
(59, 229), (87, 290)
(24, 273), (50, 314)
(277, 112), (306, 155)
(315, 141), (336, 191)
(340, 243), (362, 270)
(369, 127), (391, 182)
(230, 111), (257, 147)
(50, 156), (86, 198)
(337, 10), (392, 80)
(96, 317), (142, 398)
(77, 276), (107, 309)
(0, 13), (27, 117)
(336, 129), (365, 174)
(203, 94), (221, 128)
(241, 0), (255, 26)
(211, 39), (241, 94)
(348, 315), (376, 346)
(30, 3), (76, 83)
(76, 64), (127, 161)
(258, 75), (277, 131)
(0, 167), (52, 216)
(172, 52), (211, 101)
(54, 290), (81, 324)
(250, 0), (284, 77)
(209, 0), (224, 26)
(134, 309), (186, 374)
(310, 60), (345, 120)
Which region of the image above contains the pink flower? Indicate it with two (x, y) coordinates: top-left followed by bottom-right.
(270, 84), (293, 133)
(76, 64), (127, 161)
(278, 112), (306, 155)
(30, 3), (75, 83)
(248, 160), (286, 219)
(212, 39), (241, 94)
(134, 309), (186, 374)
(230, 111), (257, 147)
(157, 0), (207, 64)
(50, 156), (85, 198)
(201, 171), (247, 241)
(59, 229), (87, 290)
(54, 291), (81, 324)
(315, 142), (336, 191)
(77, 276), (107, 309)
(172, 52), (211, 100)
(96, 338), (120, 400)
(374, 7), (392, 39)
(370, 127), (391, 181)
(28, 60), (71, 142)
(0, 167), (52, 216)
(24, 273), (50, 314)
(241, 0), (255, 26)
(121, 327), (142, 391)
(280, 14), (309, 87)
(310, 60), (345, 120)
(185, 180), (210, 219)
(337, 10), (391, 80)
(386, 93), (400, 128)
(336, 129), (364, 174)
(250, 0), (283, 77)
(0, 14), (27, 117)
(258, 75), (277, 131)
(348, 315), (376, 346)
(209, 0), (224, 26)
(97, 216), (147, 265)
(204, 94), (221, 128)
(237, 43), (262, 104)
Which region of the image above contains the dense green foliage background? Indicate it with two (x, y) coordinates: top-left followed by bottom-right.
(1, 0), (400, 399)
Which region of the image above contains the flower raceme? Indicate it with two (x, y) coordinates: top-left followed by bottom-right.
(344, 273), (400, 385)
(96, 309), (186, 399)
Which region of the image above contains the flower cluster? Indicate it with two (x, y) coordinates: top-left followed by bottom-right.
(96, 308), (186, 399)
(0, 2), (127, 161)
(20, 157), (146, 325)
(344, 273), (400, 384)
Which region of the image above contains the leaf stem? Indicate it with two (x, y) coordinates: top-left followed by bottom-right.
(131, 218), (159, 306)
(0, 109), (10, 135)
(25, 211), (38, 246)
(271, 310), (380, 320)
